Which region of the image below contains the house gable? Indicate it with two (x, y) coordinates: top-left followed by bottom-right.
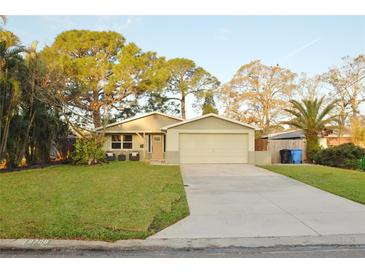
(98, 112), (182, 133)
(163, 114), (258, 131)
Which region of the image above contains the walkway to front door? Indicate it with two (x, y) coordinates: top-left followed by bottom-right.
(151, 164), (365, 238)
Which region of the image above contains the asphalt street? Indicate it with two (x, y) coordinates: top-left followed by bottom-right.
(2, 245), (365, 258)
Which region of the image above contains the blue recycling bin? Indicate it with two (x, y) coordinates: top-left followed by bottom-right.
(291, 149), (302, 164)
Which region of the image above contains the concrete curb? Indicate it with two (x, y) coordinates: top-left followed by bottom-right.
(1, 234), (365, 251)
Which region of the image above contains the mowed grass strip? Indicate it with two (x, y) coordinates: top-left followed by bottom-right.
(262, 165), (365, 205)
(0, 162), (189, 241)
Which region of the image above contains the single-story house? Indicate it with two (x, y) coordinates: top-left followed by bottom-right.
(95, 112), (269, 164)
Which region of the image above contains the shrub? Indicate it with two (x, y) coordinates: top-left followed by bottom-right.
(308, 146), (321, 163)
(72, 137), (106, 165)
(312, 143), (365, 169)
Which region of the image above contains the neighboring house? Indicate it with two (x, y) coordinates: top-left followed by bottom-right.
(261, 129), (352, 148)
(258, 129), (353, 163)
(322, 130), (353, 147)
(95, 111), (266, 164)
(261, 129), (305, 141)
(259, 130), (307, 163)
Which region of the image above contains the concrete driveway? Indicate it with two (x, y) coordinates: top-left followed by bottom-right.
(151, 164), (365, 239)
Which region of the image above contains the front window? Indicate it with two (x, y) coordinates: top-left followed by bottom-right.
(111, 135), (121, 149)
(123, 134), (133, 149)
(111, 134), (133, 149)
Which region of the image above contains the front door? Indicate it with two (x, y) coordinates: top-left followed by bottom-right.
(152, 134), (164, 160)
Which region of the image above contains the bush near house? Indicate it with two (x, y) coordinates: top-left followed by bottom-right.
(72, 137), (106, 165)
(312, 143), (365, 170)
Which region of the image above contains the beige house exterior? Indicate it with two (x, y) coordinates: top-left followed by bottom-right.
(95, 112), (182, 161)
(96, 112), (268, 164)
(163, 114), (257, 164)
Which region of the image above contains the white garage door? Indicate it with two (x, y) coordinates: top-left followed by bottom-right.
(179, 133), (248, 164)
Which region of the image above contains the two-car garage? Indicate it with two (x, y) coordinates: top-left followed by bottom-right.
(163, 114), (257, 164)
(179, 133), (249, 164)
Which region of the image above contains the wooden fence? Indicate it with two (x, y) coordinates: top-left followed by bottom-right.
(255, 139), (268, 151)
(255, 138), (306, 163)
(268, 139), (306, 163)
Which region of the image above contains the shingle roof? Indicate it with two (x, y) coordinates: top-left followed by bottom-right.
(262, 129), (305, 140)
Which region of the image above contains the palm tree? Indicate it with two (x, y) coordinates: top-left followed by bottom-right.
(0, 31), (24, 161)
(284, 97), (338, 160)
(11, 41), (41, 166)
(0, 31), (69, 167)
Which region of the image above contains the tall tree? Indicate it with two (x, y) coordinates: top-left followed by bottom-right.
(284, 97), (338, 160)
(324, 55), (365, 145)
(5, 41), (40, 166)
(0, 34), (70, 167)
(297, 73), (324, 100)
(42, 31), (166, 130)
(325, 55), (365, 119)
(200, 91), (218, 115)
(41, 30), (125, 128)
(222, 60), (297, 134)
(0, 30), (24, 162)
(104, 43), (167, 126)
(160, 58), (220, 119)
(140, 91), (180, 115)
(16, 41), (49, 165)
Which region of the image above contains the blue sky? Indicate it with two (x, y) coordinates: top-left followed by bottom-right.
(5, 16), (365, 117)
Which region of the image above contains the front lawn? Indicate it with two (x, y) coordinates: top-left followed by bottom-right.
(262, 165), (365, 205)
(0, 162), (189, 241)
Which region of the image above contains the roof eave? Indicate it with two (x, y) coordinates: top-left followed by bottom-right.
(94, 111), (183, 131)
(162, 113), (259, 131)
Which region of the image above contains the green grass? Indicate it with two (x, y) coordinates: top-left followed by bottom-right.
(0, 162), (189, 241)
(262, 165), (365, 205)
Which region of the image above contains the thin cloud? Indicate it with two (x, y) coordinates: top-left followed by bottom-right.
(117, 16), (142, 32)
(95, 16), (141, 32)
(217, 27), (232, 34)
(285, 37), (321, 58)
(216, 27), (233, 41)
(121, 17), (134, 29)
(40, 16), (74, 30)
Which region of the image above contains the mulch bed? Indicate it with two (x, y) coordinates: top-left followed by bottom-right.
(0, 160), (72, 173)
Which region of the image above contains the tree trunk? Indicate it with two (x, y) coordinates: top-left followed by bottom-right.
(0, 69), (8, 161)
(0, 83), (12, 161)
(16, 77), (36, 166)
(263, 103), (270, 134)
(181, 94), (186, 120)
(16, 111), (36, 166)
(0, 115), (11, 161)
(306, 131), (320, 161)
(92, 110), (101, 128)
(92, 89), (101, 128)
